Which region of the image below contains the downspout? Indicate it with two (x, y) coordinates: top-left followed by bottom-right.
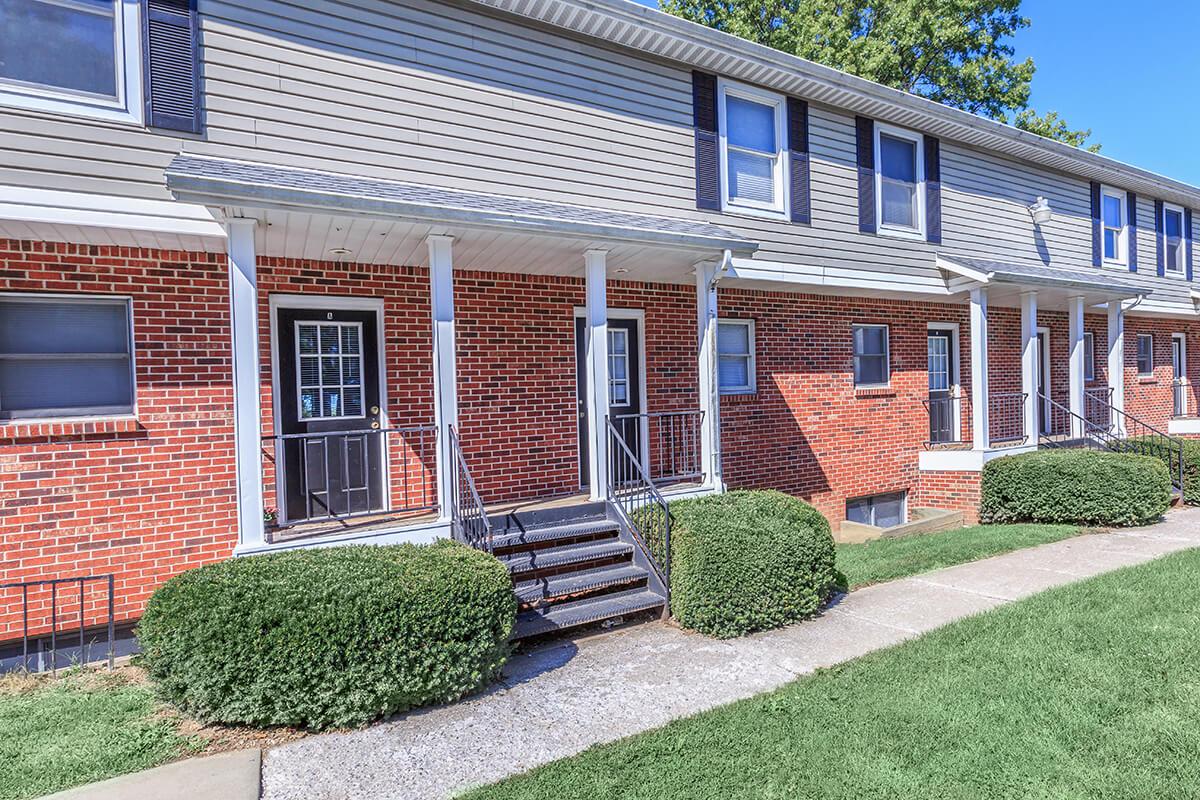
(703, 250), (734, 491)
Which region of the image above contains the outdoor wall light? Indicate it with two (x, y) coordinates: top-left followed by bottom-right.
(1028, 196), (1053, 225)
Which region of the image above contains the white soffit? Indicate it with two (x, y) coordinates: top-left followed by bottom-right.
(0, 186), (226, 240)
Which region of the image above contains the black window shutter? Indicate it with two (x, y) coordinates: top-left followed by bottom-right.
(1155, 199), (1165, 277)
(1089, 182), (1101, 267)
(692, 71), (720, 211)
(787, 98), (811, 224)
(144, 0), (202, 133)
(1187, 208), (1194, 281)
(855, 116), (875, 233)
(1126, 191), (1138, 272)
(924, 136), (942, 244)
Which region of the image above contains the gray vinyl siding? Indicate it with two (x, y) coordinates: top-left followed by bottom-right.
(0, 0), (1194, 310)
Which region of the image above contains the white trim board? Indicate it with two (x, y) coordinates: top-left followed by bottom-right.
(918, 443), (1037, 472)
(0, 186), (224, 238)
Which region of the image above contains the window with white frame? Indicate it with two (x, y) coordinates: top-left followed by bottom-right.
(1164, 203), (1186, 274)
(1101, 186), (1127, 264)
(875, 124), (925, 236)
(0, 295), (134, 419)
(853, 324), (890, 387)
(846, 490), (907, 529)
(607, 328), (630, 406)
(717, 319), (755, 394)
(296, 322), (364, 420)
(718, 81), (786, 216)
(0, 0), (143, 123)
(1137, 333), (1154, 376)
(1083, 332), (1095, 382)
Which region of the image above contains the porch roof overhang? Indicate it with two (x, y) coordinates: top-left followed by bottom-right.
(935, 253), (1150, 310)
(164, 154), (758, 256)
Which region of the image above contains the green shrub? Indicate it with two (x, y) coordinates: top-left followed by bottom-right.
(980, 449), (1170, 527)
(668, 490), (837, 639)
(1125, 436), (1197, 504)
(137, 541), (515, 730)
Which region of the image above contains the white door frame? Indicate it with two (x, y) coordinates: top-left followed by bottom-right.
(572, 306), (649, 494)
(1173, 332), (1188, 416)
(1037, 326), (1052, 432)
(927, 322), (962, 441)
(268, 293), (389, 525)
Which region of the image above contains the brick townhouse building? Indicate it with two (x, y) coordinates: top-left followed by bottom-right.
(1, 0), (1198, 651)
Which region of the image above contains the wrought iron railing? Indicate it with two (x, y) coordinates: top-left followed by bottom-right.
(1085, 387), (1114, 432)
(2, 575), (114, 675)
(1174, 380), (1188, 418)
(1038, 391), (1185, 494)
(610, 410), (704, 486)
(449, 425), (493, 553)
(262, 424), (438, 526)
(988, 391), (1028, 444)
(606, 418), (670, 593)
(922, 395), (963, 445)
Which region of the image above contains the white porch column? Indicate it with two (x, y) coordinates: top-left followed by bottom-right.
(428, 235), (458, 520)
(969, 287), (990, 450)
(1020, 291), (1039, 444)
(1068, 295), (1086, 438)
(226, 218), (265, 549)
(1108, 301), (1126, 434)
(585, 250), (610, 500)
(695, 262), (723, 490)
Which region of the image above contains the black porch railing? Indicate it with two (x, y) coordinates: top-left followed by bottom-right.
(606, 419), (670, 593)
(449, 425), (493, 553)
(262, 424), (438, 526)
(988, 391), (1028, 444)
(1085, 387), (1114, 432)
(2, 575), (114, 675)
(1038, 391), (1185, 494)
(923, 396), (964, 445)
(610, 410), (705, 486)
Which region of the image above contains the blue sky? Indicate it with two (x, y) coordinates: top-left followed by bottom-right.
(631, 0), (1200, 186)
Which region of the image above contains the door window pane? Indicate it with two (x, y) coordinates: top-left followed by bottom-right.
(0, 0), (119, 98)
(296, 321), (365, 420)
(607, 328), (629, 407)
(0, 296), (133, 418)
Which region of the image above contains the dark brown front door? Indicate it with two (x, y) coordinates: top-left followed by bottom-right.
(275, 308), (383, 523)
(927, 330), (954, 442)
(574, 317), (642, 488)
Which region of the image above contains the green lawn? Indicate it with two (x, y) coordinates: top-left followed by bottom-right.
(0, 670), (192, 800)
(836, 523), (1083, 589)
(466, 547), (1200, 800)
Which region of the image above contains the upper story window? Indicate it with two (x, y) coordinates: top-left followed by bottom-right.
(0, 294), (135, 419)
(718, 81), (787, 217)
(853, 324), (890, 388)
(717, 319), (755, 394)
(1101, 186), (1128, 265)
(875, 124), (926, 238)
(1164, 203), (1186, 274)
(0, 0), (143, 124)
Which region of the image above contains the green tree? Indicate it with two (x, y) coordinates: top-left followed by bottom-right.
(661, 0), (1099, 150)
(1013, 109), (1100, 152)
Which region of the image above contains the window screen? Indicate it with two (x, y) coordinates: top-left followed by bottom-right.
(0, 296), (134, 418)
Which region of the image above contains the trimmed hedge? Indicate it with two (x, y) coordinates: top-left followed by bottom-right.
(668, 490), (837, 639)
(1126, 436), (1198, 504)
(980, 449), (1170, 527)
(137, 541), (515, 730)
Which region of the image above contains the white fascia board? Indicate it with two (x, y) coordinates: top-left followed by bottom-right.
(729, 257), (955, 298)
(0, 186), (226, 239)
(934, 254), (993, 284)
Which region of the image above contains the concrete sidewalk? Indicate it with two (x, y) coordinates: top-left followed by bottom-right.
(39, 749), (260, 800)
(261, 508), (1200, 800)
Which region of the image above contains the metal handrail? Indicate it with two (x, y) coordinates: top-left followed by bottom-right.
(605, 418), (671, 591)
(1038, 391), (1185, 494)
(449, 425), (493, 553)
(988, 391), (1028, 444)
(921, 395), (963, 445)
(2, 575), (115, 675)
(610, 409), (705, 485)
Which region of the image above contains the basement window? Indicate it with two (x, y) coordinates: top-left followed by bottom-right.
(846, 491), (907, 529)
(0, 295), (135, 419)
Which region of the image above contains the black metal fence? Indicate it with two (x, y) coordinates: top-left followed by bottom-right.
(262, 424), (438, 526)
(988, 392), (1028, 444)
(606, 419), (670, 594)
(609, 410), (704, 486)
(449, 425), (493, 553)
(1, 575), (114, 674)
(923, 396), (963, 445)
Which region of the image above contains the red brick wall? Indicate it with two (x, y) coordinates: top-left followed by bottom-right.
(0, 240), (237, 637)
(1124, 316), (1200, 430)
(911, 471), (982, 524)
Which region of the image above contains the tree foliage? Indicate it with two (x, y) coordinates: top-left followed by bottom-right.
(1013, 109), (1100, 152)
(661, 0), (1098, 150)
